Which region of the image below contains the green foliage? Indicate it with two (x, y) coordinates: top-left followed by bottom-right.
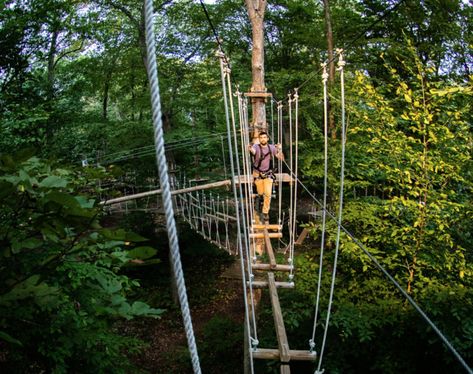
(0, 154), (163, 373)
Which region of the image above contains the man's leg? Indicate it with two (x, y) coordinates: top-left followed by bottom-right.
(254, 174), (264, 213)
(261, 178), (273, 221)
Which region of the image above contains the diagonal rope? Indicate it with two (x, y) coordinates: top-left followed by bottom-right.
(143, 0), (201, 373)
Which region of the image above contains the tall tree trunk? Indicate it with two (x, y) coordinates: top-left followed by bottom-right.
(102, 70), (112, 120)
(245, 0), (267, 140)
(47, 29), (59, 99)
(322, 0), (336, 139)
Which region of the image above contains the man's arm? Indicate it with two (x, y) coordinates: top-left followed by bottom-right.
(274, 144), (284, 160)
(248, 144), (256, 155)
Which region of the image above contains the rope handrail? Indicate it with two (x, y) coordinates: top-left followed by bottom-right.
(143, 1), (201, 372)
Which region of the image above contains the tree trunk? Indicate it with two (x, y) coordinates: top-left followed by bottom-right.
(47, 29), (59, 99)
(102, 70), (112, 120)
(322, 0), (336, 139)
(245, 0), (267, 140)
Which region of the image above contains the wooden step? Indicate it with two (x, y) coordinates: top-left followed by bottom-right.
(248, 280), (294, 289)
(251, 224), (282, 231)
(252, 263), (293, 272)
(252, 349), (317, 361)
(249, 232), (282, 239)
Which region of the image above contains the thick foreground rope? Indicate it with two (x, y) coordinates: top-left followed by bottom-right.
(143, 1), (201, 373)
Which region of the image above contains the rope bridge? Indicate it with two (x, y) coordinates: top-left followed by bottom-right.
(98, 1), (473, 373)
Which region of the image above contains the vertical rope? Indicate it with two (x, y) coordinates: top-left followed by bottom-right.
(277, 101), (283, 227)
(143, 1), (201, 372)
(221, 135), (227, 180)
(315, 50), (346, 374)
(218, 51), (255, 373)
(289, 89), (299, 281)
(225, 61), (259, 349)
(310, 63), (330, 353)
(288, 94), (294, 256)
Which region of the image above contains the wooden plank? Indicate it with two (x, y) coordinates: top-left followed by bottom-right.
(252, 349), (317, 361)
(295, 227), (310, 245)
(248, 281), (294, 289)
(252, 263), (293, 272)
(280, 364), (291, 374)
(251, 224), (282, 231)
(268, 272), (290, 363)
(249, 232), (282, 239)
(264, 229), (277, 268)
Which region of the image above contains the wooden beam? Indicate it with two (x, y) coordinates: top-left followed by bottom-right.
(102, 179), (231, 205)
(252, 349), (317, 361)
(248, 281), (294, 289)
(268, 272), (290, 363)
(252, 263), (293, 272)
(249, 232), (282, 239)
(264, 229), (277, 268)
(244, 91), (273, 98)
(295, 227), (310, 245)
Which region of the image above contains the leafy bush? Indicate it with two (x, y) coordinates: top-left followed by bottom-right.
(0, 154), (163, 373)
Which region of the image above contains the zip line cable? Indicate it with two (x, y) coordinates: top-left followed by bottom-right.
(143, 0), (201, 372)
(199, 0), (231, 69)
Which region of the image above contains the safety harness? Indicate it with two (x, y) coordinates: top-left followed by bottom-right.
(253, 144), (276, 179)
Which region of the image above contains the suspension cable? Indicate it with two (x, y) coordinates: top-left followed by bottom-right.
(288, 94), (294, 257)
(310, 63), (330, 353)
(289, 89), (299, 281)
(226, 61), (260, 350)
(315, 49), (347, 374)
(277, 101), (283, 227)
(218, 51), (256, 373)
(143, 1), (201, 372)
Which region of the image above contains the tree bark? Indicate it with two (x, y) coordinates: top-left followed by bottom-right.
(245, 0), (267, 139)
(47, 29), (59, 99)
(322, 0), (336, 139)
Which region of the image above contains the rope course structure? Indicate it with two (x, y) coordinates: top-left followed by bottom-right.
(98, 1), (473, 373)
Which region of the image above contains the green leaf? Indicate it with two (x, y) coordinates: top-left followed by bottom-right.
(101, 229), (148, 242)
(38, 175), (68, 188)
(0, 331), (23, 346)
(127, 246), (157, 260)
(75, 195), (95, 208)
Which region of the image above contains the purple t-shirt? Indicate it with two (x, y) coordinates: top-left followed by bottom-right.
(252, 144), (277, 172)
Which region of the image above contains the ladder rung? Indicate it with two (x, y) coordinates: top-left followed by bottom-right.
(249, 232), (282, 239)
(252, 263), (293, 272)
(252, 348), (317, 361)
(248, 281), (294, 289)
(251, 224), (282, 231)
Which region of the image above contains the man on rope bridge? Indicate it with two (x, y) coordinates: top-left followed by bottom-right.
(248, 131), (283, 223)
